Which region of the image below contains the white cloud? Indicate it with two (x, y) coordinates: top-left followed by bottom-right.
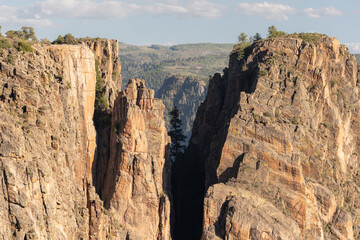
(346, 43), (360, 54)
(237, 2), (295, 21)
(303, 7), (343, 18)
(0, 5), (53, 27)
(237, 2), (342, 21)
(0, 0), (223, 27)
(187, 0), (224, 18)
(38, 0), (223, 19)
(39, 0), (140, 19)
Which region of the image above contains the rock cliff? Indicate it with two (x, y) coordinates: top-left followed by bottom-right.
(0, 44), (99, 239)
(183, 36), (360, 239)
(101, 78), (171, 239)
(156, 75), (207, 140)
(0, 41), (171, 239)
(85, 39), (122, 108)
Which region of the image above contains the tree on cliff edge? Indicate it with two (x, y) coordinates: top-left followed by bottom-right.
(168, 106), (186, 162)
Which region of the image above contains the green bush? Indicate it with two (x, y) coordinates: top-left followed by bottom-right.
(94, 59), (109, 113)
(234, 42), (251, 61)
(289, 32), (327, 43)
(258, 69), (268, 77)
(52, 33), (79, 45)
(6, 55), (15, 65)
(17, 41), (33, 52)
(0, 39), (11, 49)
(268, 26), (287, 38)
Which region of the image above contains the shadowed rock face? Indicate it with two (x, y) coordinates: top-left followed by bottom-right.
(185, 36), (360, 239)
(0, 42), (171, 240)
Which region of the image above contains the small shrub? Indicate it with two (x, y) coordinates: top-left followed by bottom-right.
(17, 41), (33, 52)
(330, 80), (337, 88)
(66, 82), (72, 89)
(290, 117), (299, 125)
(265, 55), (276, 64)
(19, 112), (28, 119)
(36, 120), (43, 127)
(6, 55), (15, 65)
(55, 75), (63, 82)
(0, 39), (12, 49)
(275, 109), (280, 118)
(112, 71), (118, 80)
(113, 122), (120, 135)
(258, 69), (268, 77)
(263, 112), (272, 117)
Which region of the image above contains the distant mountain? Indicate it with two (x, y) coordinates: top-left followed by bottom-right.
(119, 42), (234, 92)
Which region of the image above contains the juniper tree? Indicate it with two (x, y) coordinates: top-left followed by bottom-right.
(168, 106), (186, 162)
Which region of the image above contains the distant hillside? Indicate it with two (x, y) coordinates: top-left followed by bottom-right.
(119, 42), (234, 91)
(354, 54), (360, 62)
(156, 75), (208, 140)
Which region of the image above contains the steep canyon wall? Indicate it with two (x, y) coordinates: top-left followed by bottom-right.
(184, 36), (360, 239)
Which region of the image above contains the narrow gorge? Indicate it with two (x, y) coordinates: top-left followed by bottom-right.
(0, 34), (359, 240)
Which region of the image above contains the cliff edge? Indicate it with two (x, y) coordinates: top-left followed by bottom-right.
(0, 41), (171, 240)
(183, 35), (360, 239)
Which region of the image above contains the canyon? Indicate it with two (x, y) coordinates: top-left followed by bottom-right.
(0, 34), (359, 240)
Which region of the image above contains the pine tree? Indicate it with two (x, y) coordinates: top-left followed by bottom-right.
(253, 32), (262, 41)
(168, 106), (186, 162)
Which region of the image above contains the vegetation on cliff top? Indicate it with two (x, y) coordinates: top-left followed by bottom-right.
(52, 33), (102, 45)
(234, 26), (330, 62)
(0, 26), (37, 52)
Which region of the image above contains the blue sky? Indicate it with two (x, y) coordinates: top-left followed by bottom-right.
(1, 0), (360, 52)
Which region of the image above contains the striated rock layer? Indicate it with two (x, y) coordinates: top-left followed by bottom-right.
(101, 78), (172, 240)
(186, 36), (360, 239)
(85, 39), (122, 108)
(0, 44), (99, 239)
(0, 43), (171, 239)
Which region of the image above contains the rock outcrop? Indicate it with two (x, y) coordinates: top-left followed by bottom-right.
(0, 41), (171, 239)
(85, 39), (122, 108)
(101, 78), (172, 239)
(184, 36), (360, 239)
(156, 75), (207, 140)
(0, 44), (99, 239)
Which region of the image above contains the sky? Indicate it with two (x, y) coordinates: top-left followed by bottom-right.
(1, 0), (360, 53)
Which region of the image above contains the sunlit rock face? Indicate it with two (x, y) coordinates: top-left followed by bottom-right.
(188, 36), (359, 239)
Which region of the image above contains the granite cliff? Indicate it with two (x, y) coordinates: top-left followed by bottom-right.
(178, 35), (360, 239)
(0, 40), (171, 239)
(156, 75), (207, 140)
